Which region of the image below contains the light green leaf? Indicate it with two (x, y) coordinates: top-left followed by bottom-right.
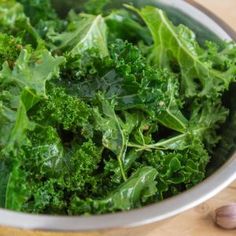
(51, 13), (109, 58)
(127, 5), (235, 97)
(0, 48), (64, 151)
(155, 76), (188, 133)
(0, 1), (26, 29)
(189, 98), (229, 149)
(5, 161), (30, 211)
(95, 166), (157, 211)
(0, 0), (44, 45)
(0, 96), (34, 152)
(0, 49), (65, 98)
(94, 95), (127, 181)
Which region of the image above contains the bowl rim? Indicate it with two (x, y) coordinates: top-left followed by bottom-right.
(0, 0), (236, 232)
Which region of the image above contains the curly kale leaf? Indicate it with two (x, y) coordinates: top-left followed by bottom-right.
(106, 9), (152, 44)
(0, 48), (64, 151)
(17, 0), (64, 40)
(75, 40), (188, 132)
(0, 0), (44, 45)
(69, 166), (158, 214)
(24, 126), (64, 178)
(17, 138), (102, 213)
(32, 85), (91, 131)
(24, 178), (66, 214)
(2, 120), (104, 213)
(189, 98), (229, 150)
(127, 5), (236, 98)
(143, 139), (209, 199)
(1, 49), (64, 98)
(93, 95), (130, 181)
(49, 12), (109, 58)
(17, 0), (58, 26)
(0, 33), (22, 70)
(62, 139), (103, 194)
(0, 159), (11, 207)
(83, 0), (111, 15)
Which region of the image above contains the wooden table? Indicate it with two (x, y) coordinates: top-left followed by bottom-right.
(197, 0), (236, 29)
(1, 0), (236, 235)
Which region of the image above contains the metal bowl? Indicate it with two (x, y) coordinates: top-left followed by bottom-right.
(0, 0), (236, 232)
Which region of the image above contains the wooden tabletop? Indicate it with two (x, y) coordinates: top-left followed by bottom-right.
(1, 1), (236, 235)
(197, 0), (236, 29)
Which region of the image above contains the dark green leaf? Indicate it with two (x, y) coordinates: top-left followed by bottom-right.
(69, 166), (158, 214)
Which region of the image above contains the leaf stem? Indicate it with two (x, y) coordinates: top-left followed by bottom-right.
(128, 133), (186, 151)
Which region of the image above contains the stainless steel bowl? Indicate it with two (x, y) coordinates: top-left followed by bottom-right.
(0, 0), (236, 231)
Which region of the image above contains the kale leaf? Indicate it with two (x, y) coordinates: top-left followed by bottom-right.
(127, 5), (236, 98)
(0, 1), (235, 216)
(49, 12), (109, 58)
(69, 166), (158, 214)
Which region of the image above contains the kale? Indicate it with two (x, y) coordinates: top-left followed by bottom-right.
(0, 0), (44, 46)
(68, 166), (158, 214)
(49, 12), (109, 58)
(31, 85), (91, 131)
(105, 9), (152, 44)
(0, 0), (235, 215)
(127, 5), (236, 98)
(17, 0), (58, 26)
(83, 0), (111, 15)
(0, 46), (64, 153)
(0, 33), (22, 70)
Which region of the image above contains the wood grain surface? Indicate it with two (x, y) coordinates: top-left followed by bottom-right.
(196, 0), (236, 29)
(0, 0), (236, 235)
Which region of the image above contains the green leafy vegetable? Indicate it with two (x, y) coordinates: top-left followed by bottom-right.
(0, 33), (22, 70)
(106, 9), (152, 44)
(127, 5), (236, 97)
(5, 159), (29, 211)
(0, 0), (235, 216)
(0, 0), (44, 46)
(69, 166), (158, 214)
(1, 49), (64, 97)
(32, 86), (91, 131)
(0, 159), (10, 207)
(50, 12), (109, 58)
(0, 47), (64, 152)
(83, 0), (111, 15)
(93, 95), (135, 181)
(18, 0), (58, 26)
(0, 98), (34, 152)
